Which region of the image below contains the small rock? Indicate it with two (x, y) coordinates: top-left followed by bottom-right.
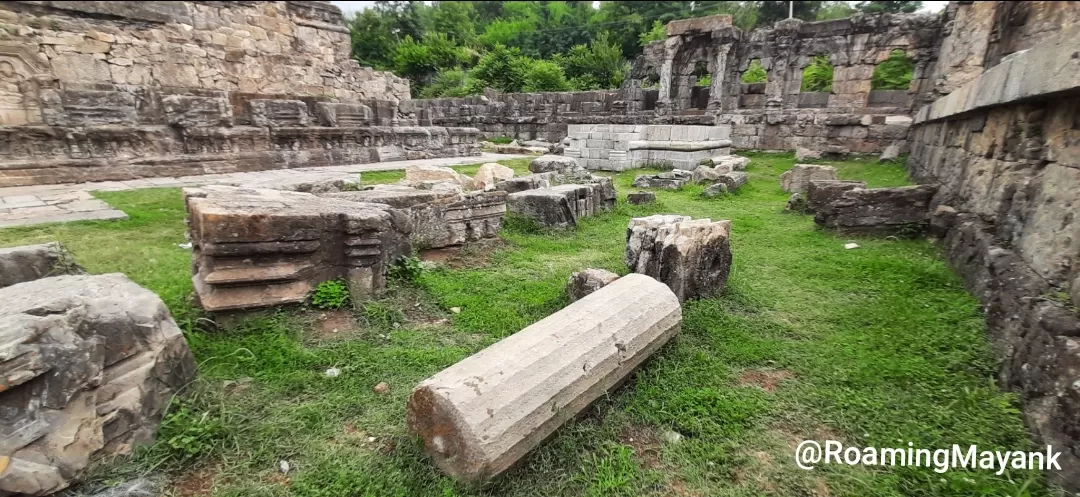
(177, 242), (193, 249)
(844, 243), (859, 250)
(702, 183), (728, 198)
(325, 367), (341, 378)
(374, 382), (390, 394)
(279, 460), (291, 474)
(567, 268), (620, 302)
(626, 191), (656, 205)
(450, 307), (461, 314)
(367, 436), (377, 443)
(663, 430), (683, 444)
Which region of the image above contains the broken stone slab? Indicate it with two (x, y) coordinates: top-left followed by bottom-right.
(711, 155), (750, 171)
(224, 173), (360, 194)
(879, 144), (901, 162)
(691, 166), (722, 184)
(779, 164), (839, 193)
(632, 170), (691, 190)
(473, 163), (515, 191)
(716, 171), (748, 191)
(0, 242), (85, 288)
(566, 268), (620, 301)
(0, 274), (196, 496)
(627, 191), (656, 205)
(495, 173), (555, 194)
(813, 184), (939, 234)
(406, 273), (682, 483)
(529, 155), (579, 174)
(507, 184), (601, 229)
(805, 180), (866, 212)
(626, 215), (733, 302)
(795, 146), (823, 162)
(785, 192), (807, 212)
(404, 164), (475, 191)
(324, 185), (458, 209)
(702, 183), (728, 198)
(185, 186), (412, 312)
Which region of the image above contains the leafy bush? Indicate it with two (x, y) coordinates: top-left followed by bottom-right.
(741, 59), (767, 83)
(638, 20), (666, 46)
(388, 256), (425, 282)
(872, 49), (914, 90)
(312, 279), (350, 310)
(801, 54), (834, 92)
(522, 59), (572, 92)
(556, 32), (628, 91)
(391, 33), (469, 95)
(420, 68), (473, 98)
(696, 74), (712, 87)
(469, 44), (529, 93)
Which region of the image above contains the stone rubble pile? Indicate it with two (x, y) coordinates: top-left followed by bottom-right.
(626, 215), (733, 302)
(0, 248), (195, 496)
(407, 274), (681, 482)
(504, 156), (617, 228)
(632, 170), (692, 190)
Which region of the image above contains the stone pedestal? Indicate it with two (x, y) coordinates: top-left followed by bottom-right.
(626, 215), (733, 302)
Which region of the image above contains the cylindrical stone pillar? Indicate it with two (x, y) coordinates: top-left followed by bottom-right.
(406, 273), (682, 482)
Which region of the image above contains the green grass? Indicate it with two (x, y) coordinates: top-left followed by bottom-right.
(0, 153), (1047, 497)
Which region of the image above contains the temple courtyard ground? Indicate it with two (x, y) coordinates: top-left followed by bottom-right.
(0, 154), (1049, 497)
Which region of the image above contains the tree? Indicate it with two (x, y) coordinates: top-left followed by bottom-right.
(425, 1), (477, 45)
(556, 32), (629, 90)
(469, 44), (529, 93)
(421, 68), (473, 98)
(391, 33), (469, 95)
(638, 20), (667, 47)
(522, 60), (572, 92)
(856, 1), (923, 14)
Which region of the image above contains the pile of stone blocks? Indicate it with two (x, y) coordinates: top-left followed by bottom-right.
(566, 124), (733, 171)
(626, 215), (733, 302)
(813, 184), (938, 234)
(779, 164), (839, 193)
(503, 156), (617, 228)
(633, 170), (692, 190)
(0, 245), (195, 496)
(185, 186), (413, 312)
(407, 274), (681, 482)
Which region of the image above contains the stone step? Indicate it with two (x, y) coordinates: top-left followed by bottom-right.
(203, 261), (312, 285)
(197, 280), (312, 312)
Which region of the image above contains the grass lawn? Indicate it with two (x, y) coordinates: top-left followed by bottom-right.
(0, 154), (1048, 497)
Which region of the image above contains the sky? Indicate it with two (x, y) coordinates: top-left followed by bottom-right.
(330, 1), (949, 17)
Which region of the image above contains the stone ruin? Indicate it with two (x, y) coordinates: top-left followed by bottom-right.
(626, 215), (734, 302)
(0, 1), (480, 187)
(565, 124), (732, 171)
(0, 243), (195, 496)
(407, 274), (681, 482)
(504, 155), (617, 229)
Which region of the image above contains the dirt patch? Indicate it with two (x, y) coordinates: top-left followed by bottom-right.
(737, 369), (794, 393)
(306, 309), (360, 340)
(419, 239), (505, 269)
(173, 464), (219, 497)
(618, 424), (664, 470)
(667, 479), (704, 497)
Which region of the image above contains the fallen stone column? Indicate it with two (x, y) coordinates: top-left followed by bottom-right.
(626, 215), (733, 302)
(407, 274), (682, 482)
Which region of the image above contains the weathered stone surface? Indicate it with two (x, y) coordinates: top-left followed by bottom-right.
(529, 155), (579, 173)
(185, 186), (412, 312)
(508, 184), (603, 229)
(162, 95), (232, 128)
(626, 215), (733, 302)
(0, 273), (196, 496)
(632, 170), (691, 190)
(473, 163), (515, 191)
(711, 155), (750, 171)
(879, 144), (901, 162)
(779, 164), (839, 193)
(795, 146), (823, 162)
(407, 273), (682, 482)
(404, 165), (475, 191)
(805, 180), (866, 212)
(627, 191), (656, 205)
(566, 268), (620, 301)
(785, 192), (807, 212)
(716, 171), (748, 191)
(0, 242), (85, 288)
(691, 166), (722, 184)
(813, 185), (938, 234)
(495, 173), (554, 194)
(249, 99), (312, 127)
(702, 182), (728, 198)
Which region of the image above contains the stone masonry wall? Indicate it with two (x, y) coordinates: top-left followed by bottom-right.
(907, 24), (1080, 491)
(0, 1), (485, 187)
(403, 12), (938, 155)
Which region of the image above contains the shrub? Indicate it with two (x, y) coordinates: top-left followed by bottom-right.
(469, 44), (529, 93)
(872, 49), (914, 90)
(487, 136), (514, 144)
(421, 68), (474, 98)
(556, 32), (628, 91)
(388, 256), (425, 282)
(741, 59), (767, 83)
(801, 54), (834, 92)
(638, 20), (666, 46)
(312, 279), (350, 309)
(522, 59), (572, 92)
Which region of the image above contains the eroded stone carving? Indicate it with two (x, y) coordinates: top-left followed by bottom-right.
(626, 215), (733, 302)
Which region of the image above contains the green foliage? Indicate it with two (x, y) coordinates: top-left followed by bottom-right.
(757, 0), (825, 26)
(817, 1), (858, 20)
(638, 20), (667, 46)
(741, 59), (767, 83)
(522, 59), (572, 92)
(872, 48), (915, 90)
(857, 1), (923, 14)
(468, 44), (528, 93)
(419, 68), (473, 98)
(695, 74), (712, 87)
(391, 33), (469, 95)
(155, 397), (229, 466)
(362, 301), (405, 328)
(800, 54), (834, 92)
(487, 135), (514, 145)
(555, 32), (628, 91)
(311, 279), (349, 310)
(388, 256), (425, 282)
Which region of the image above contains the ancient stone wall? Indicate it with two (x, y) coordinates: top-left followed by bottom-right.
(906, 25), (1080, 490)
(403, 12), (939, 155)
(0, 1), (486, 187)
